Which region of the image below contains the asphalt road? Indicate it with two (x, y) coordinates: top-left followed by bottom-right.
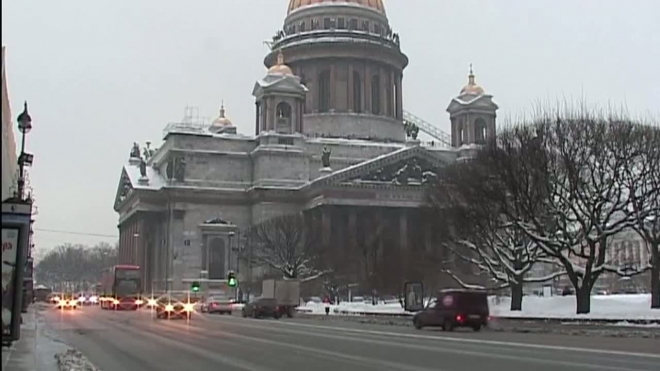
(40, 305), (659, 371)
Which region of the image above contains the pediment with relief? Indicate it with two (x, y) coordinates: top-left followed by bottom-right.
(353, 156), (439, 186)
(113, 168), (134, 211)
(308, 146), (446, 189)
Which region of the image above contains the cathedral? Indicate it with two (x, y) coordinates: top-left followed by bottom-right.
(112, 0), (499, 293)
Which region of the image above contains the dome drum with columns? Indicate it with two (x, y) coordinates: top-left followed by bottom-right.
(112, 1), (499, 294)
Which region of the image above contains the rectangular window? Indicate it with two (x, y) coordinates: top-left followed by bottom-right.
(337, 18), (345, 29)
(374, 24), (382, 35)
(348, 19), (358, 30)
(324, 18), (332, 29)
(362, 20), (369, 32)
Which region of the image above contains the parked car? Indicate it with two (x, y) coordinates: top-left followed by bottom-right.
(200, 295), (234, 315)
(412, 289), (489, 331)
(242, 297), (280, 319)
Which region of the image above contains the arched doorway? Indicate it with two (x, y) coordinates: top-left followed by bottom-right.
(208, 238), (226, 279)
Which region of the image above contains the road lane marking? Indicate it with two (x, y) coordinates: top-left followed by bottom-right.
(196, 316), (654, 371)
(164, 319), (442, 371)
(204, 315), (660, 359)
(92, 314), (275, 371)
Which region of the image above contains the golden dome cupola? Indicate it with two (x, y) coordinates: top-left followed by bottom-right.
(267, 50), (294, 76)
(287, 0), (386, 15)
(459, 64), (485, 96)
(209, 102), (236, 134)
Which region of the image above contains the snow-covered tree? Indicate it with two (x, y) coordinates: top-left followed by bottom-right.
(249, 213), (327, 282)
(429, 139), (563, 311)
(507, 112), (651, 314)
(624, 124), (660, 308)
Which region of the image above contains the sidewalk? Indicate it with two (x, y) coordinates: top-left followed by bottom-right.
(1, 305), (68, 371)
(2, 309), (38, 371)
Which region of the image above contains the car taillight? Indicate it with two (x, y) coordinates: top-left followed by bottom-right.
(210, 303), (217, 307)
(456, 314), (464, 322)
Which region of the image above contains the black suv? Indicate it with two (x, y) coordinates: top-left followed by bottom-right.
(412, 289), (489, 331)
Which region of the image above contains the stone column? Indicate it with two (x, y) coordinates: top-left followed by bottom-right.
(299, 99), (304, 133)
(365, 65), (372, 114)
(349, 209), (357, 251)
(389, 70), (395, 117)
(348, 64), (354, 112)
(380, 68), (387, 116)
(322, 208), (331, 248)
(139, 218), (145, 284)
(399, 210), (408, 253)
(395, 73), (403, 120)
(255, 102), (260, 135)
(267, 97), (276, 131)
(118, 227), (124, 264)
(310, 65), (318, 112)
(261, 99), (267, 132)
(330, 63), (337, 111)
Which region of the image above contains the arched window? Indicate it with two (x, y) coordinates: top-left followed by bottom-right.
(353, 71), (362, 113)
(371, 75), (381, 114)
(276, 102), (293, 133)
(318, 70), (331, 113)
(474, 118), (487, 143)
(208, 238), (226, 279)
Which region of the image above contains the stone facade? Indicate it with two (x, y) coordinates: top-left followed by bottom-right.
(112, 1), (498, 293)
(1, 46), (18, 201)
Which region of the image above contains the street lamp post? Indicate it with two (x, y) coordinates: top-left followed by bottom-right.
(16, 102), (34, 201)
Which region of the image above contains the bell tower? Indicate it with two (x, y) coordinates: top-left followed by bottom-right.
(446, 65), (498, 147)
(252, 50), (307, 136)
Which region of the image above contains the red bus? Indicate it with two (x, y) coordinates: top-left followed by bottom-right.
(99, 265), (142, 310)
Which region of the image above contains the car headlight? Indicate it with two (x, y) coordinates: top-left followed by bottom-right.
(113, 299), (119, 305)
(135, 299), (144, 305)
(89, 296), (98, 303)
(183, 303), (194, 312)
(165, 304), (174, 312)
(147, 299), (157, 306)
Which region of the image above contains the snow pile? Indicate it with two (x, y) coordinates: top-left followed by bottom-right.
(491, 294), (659, 320)
(298, 294), (660, 320)
(55, 350), (100, 371)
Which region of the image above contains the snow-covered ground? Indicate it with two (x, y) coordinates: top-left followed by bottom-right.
(30, 304), (100, 371)
(298, 294), (660, 321)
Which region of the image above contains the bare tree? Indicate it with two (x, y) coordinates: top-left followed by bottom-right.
(624, 124), (660, 308)
(429, 140), (563, 311)
(506, 113), (651, 314)
(35, 242), (117, 291)
(249, 213), (327, 282)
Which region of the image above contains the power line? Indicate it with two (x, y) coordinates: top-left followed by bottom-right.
(34, 228), (118, 238)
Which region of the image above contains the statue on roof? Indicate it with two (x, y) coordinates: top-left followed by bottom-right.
(321, 146), (331, 168)
(403, 121), (419, 140)
(130, 142), (141, 158)
(139, 158), (147, 178)
(143, 141), (156, 160)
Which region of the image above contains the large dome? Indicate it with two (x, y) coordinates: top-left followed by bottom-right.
(287, 0), (386, 15)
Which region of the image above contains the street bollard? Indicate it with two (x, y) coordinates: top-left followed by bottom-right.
(325, 306), (330, 315)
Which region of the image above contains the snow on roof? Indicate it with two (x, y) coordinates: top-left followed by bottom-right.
(123, 161), (166, 190)
(306, 137), (405, 148)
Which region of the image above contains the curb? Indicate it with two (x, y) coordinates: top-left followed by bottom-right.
(295, 308), (660, 325)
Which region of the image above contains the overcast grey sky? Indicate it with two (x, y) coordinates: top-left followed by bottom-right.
(2, 0), (659, 255)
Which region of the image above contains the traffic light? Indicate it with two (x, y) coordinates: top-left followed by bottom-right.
(227, 271), (237, 288)
(191, 281), (200, 293)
